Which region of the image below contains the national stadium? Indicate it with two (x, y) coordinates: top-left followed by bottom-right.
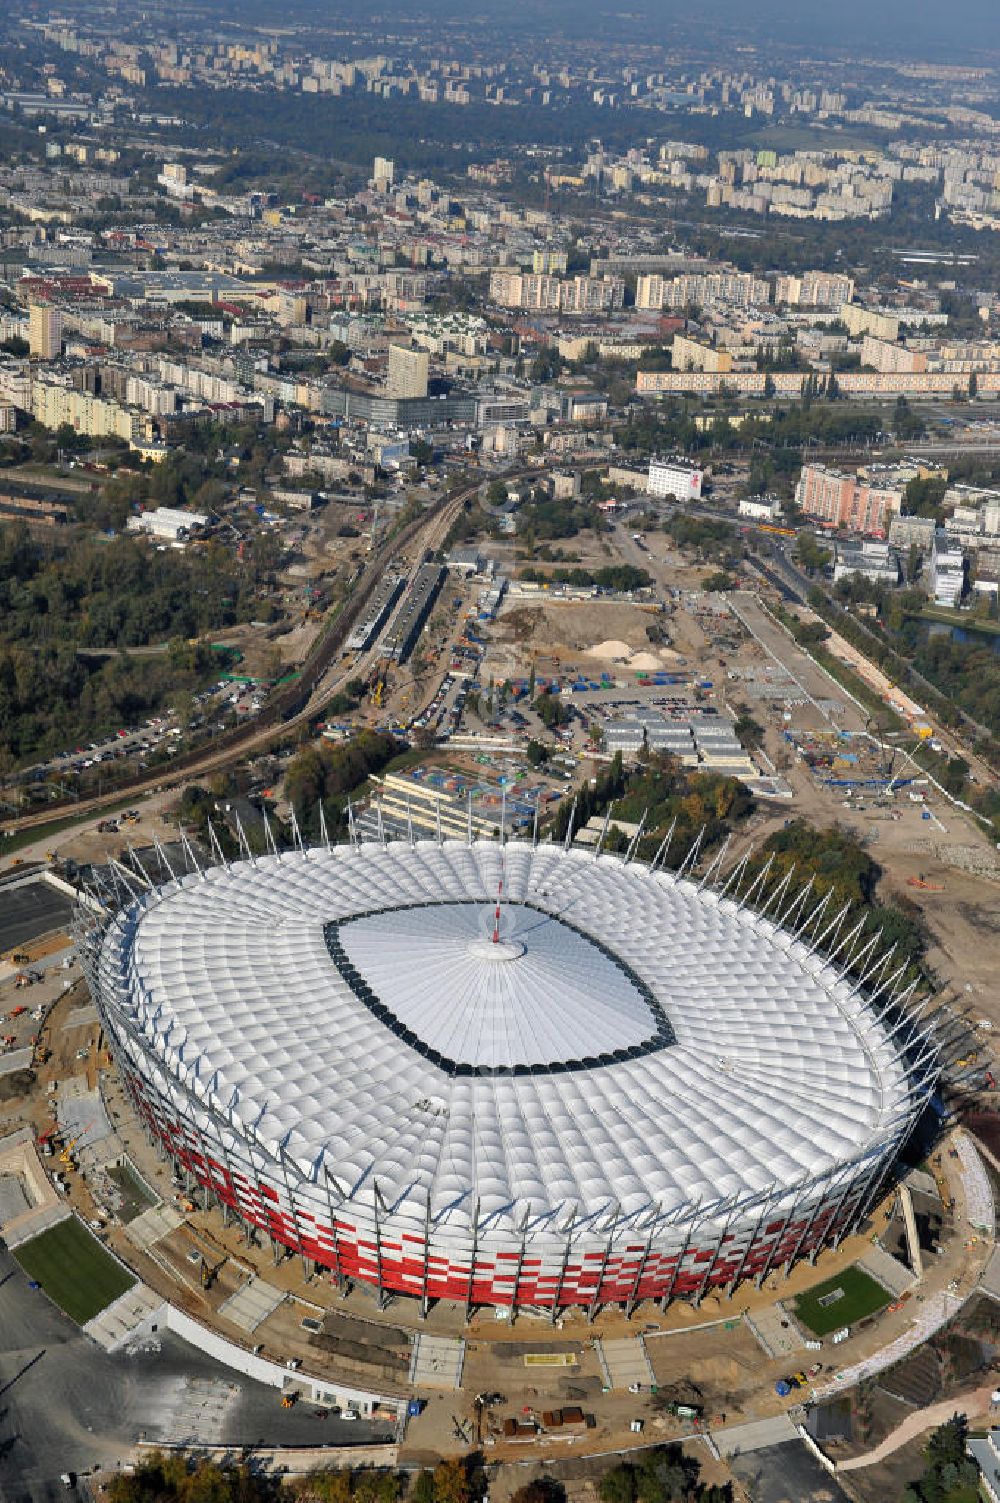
(80, 837), (937, 1315)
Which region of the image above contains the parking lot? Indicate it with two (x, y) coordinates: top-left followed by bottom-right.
(0, 881), (74, 955)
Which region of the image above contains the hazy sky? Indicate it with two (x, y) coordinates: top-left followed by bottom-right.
(358, 0), (999, 58)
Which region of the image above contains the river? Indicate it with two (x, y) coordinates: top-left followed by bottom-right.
(925, 620), (1000, 656)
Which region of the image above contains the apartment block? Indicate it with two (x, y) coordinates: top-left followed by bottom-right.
(671, 334), (733, 374)
(795, 464), (904, 537)
(841, 304), (900, 341)
(28, 302), (62, 359)
(861, 335), (928, 374)
(386, 343), (429, 400)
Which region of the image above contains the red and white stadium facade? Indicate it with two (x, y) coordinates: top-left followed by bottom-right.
(81, 839), (936, 1315)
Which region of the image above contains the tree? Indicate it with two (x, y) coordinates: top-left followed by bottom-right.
(108, 1452), (284, 1503)
(410, 1475), (436, 1503)
(431, 1459), (470, 1503)
(526, 739), (549, 766)
(509, 1482), (565, 1503)
(796, 532), (832, 575)
(533, 690), (571, 729)
(598, 1467), (637, 1503)
(969, 370), (979, 399)
(306, 1473), (354, 1503)
(734, 713), (765, 749)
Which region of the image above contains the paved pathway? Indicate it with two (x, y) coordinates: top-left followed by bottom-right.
(838, 1382), (997, 1471)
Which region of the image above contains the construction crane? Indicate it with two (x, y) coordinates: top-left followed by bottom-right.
(865, 713), (898, 781)
(60, 1120), (95, 1165)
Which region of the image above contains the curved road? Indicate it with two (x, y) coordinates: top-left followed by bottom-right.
(0, 1245), (391, 1503)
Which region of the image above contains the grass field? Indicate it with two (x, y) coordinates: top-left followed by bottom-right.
(14, 1216), (135, 1324)
(793, 1266), (891, 1336)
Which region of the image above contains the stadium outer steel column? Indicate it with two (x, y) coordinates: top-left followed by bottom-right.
(509, 1217), (529, 1326)
(786, 1170), (847, 1273)
(211, 1108), (243, 1231)
(372, 1181), (387, 1311)
(550, 1207), (578, 1323)
(843, 1141), (905, 1245)
(322, 1164), (346, 1289)
(693, 1196), (738, 1307)
(588, 1204), (621, 1323)
(186, 1099), (216, 1213)
(278, 1143), (311, 1281)
(464, 1198), (481, 1325)
(755, 1180), (806, 1290)
(624, 1211), (659, 1321)
(660, 1202), (702, 1312)
(420, 1189), (433, 1319)
(727, 1184), (773, 1296)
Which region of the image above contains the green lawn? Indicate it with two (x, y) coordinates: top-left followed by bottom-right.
(14, 1216), (135, 1324)
(793, 1265), (891, 1336)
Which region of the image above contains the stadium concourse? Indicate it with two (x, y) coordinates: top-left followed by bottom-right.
(79, 836), (937, 1318)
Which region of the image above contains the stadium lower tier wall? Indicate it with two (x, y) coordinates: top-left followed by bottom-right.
(113, 1055), (894, 1311)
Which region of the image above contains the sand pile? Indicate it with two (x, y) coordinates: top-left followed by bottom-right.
(587, 638), (635, 660)
(586, 639), (681, 671)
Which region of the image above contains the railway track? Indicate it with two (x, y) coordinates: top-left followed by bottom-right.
(2, 479), (479, 838)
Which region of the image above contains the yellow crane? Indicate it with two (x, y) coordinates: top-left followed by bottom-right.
(60, 1120), (95, 1165)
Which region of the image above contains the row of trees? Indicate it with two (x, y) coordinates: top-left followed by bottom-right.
(106, 1448), (728, 1503)
(284, 731), (404, 840)
(518, 564), (652, 593)
(550, 749), (754, 863)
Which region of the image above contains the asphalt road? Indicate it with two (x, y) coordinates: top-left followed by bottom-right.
(0, 1247), (393, 1503)
(0, 886), (75, 956)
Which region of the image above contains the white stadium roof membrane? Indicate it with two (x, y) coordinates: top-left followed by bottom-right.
(99, 840), (916, 1236)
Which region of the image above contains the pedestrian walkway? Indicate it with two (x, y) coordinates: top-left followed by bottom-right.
(838, 1382), (997, 1470)
(857, 1244), (917, 1300)
(125, 1203), (182, 1252)
(408, 1332), (464, 1389)
(595, 1336), (654, 1389)
(0, 1047), (34, 1077)
(84, 1281), (162, 1351)
(62, 1004), (98, 1030)
(218, 1275), (286, 1334)
(713, 1413), (797, 1457)
(955, 1130), (995, 1236)
(746, 1303), (808, 1359)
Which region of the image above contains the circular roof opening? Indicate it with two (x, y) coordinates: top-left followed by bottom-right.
(326, 900), (673, 1074)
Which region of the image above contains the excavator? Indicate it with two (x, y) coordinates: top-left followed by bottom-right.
(200, 1255), (227, 1291)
